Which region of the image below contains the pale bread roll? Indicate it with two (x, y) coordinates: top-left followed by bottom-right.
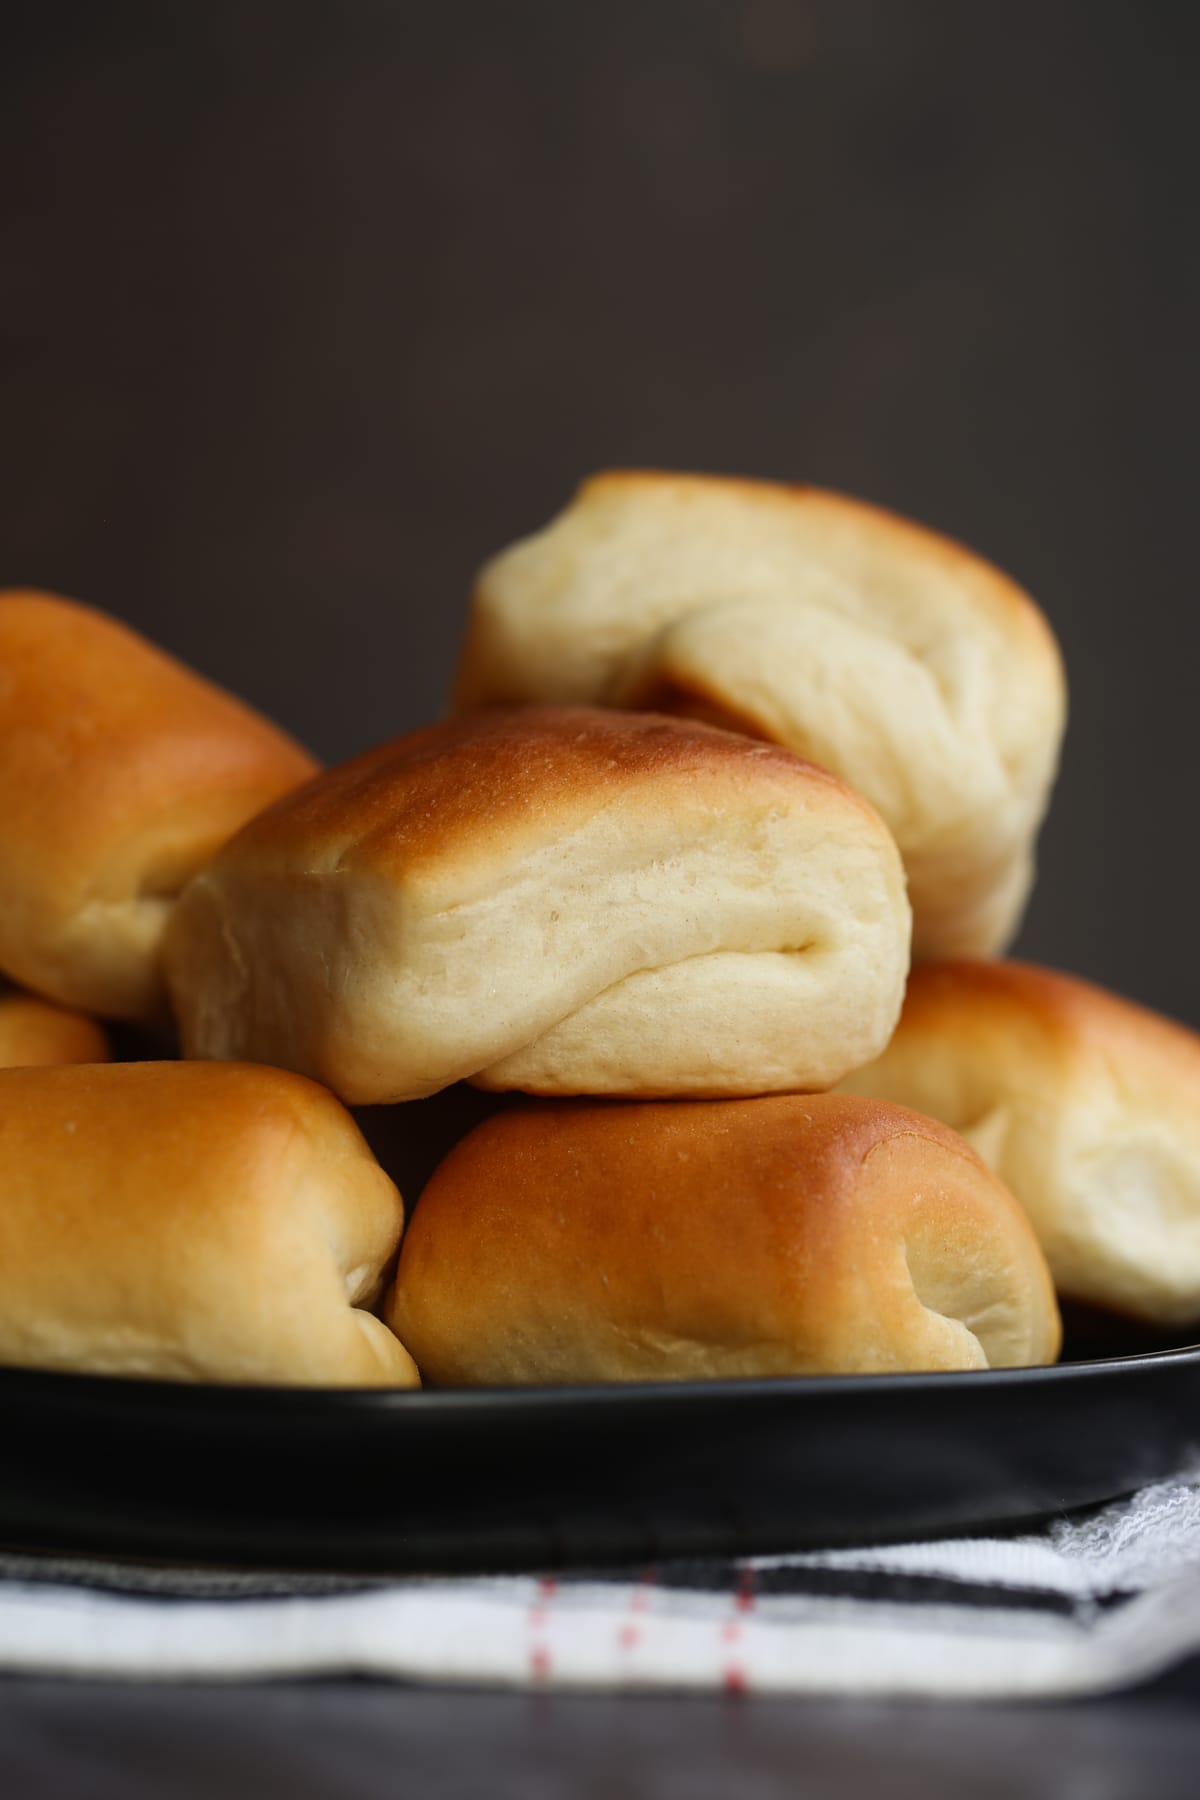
(165, 707), (911, 1104)
(0, 590), (319, 1021)
(0, 986), (109, 1068)
(456, 472), (1066, 959)
(841, 961), (1200, 1327)
(0, 1061), (418, 1386)
(387, 1094), (1061, 1384)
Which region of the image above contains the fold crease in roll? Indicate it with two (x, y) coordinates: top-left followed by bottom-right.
(455, 472), (1066, 960)
(840, 961), (1200, 1328)
(165, 707), (912, 1103)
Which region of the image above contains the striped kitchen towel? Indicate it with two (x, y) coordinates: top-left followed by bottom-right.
(2, 1477), (1200, 1699)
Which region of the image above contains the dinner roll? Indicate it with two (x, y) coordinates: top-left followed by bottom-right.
(0, 986), (109, 1068)
(0, 590), (319, 1021)
(387, 1094), (1061, 1383)
(455, 472), (1066, 960)
(0, 1061), (417, 1386)
(840, 961), (1200, 1328)
(165, 707), (911, 1103)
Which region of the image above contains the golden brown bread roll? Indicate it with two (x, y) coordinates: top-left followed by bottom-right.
(386, 1094), (1061, 1383)
(165, 707), (911, 1104)
(455, 472), (1066, 960)
(840, 961), (1200, 1328)
(0, 590), (319, 1021)
(0, 1061), (418, 1386)
(0, 985), (109, 1068)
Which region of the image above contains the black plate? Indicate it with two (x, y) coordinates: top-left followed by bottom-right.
(3, 1344), (1200, 1574)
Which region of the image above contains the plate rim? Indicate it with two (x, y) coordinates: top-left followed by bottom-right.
(2, 1340), (1199, 1418)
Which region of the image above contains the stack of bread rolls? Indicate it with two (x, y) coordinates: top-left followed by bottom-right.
(0, 590), (414, 1387)
(2, 470), (1190, 1390)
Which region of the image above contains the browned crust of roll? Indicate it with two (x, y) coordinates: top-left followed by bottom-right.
(893, 959), (1200, 1082)
(0, 1060), (418, 1386)
(219, 703), (875, 884)
(0, 589), (319, 1018)
(0, 989), (109, 1068)
(387, 1093), (1061, 1383)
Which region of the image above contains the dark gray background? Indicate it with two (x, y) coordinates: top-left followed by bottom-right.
(2, 0), (1197, 1022)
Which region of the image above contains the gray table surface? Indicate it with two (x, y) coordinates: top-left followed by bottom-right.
(2, 1668), (1198, 1800)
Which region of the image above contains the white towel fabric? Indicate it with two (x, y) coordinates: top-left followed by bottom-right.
(4, 1478), (1200, 1699)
